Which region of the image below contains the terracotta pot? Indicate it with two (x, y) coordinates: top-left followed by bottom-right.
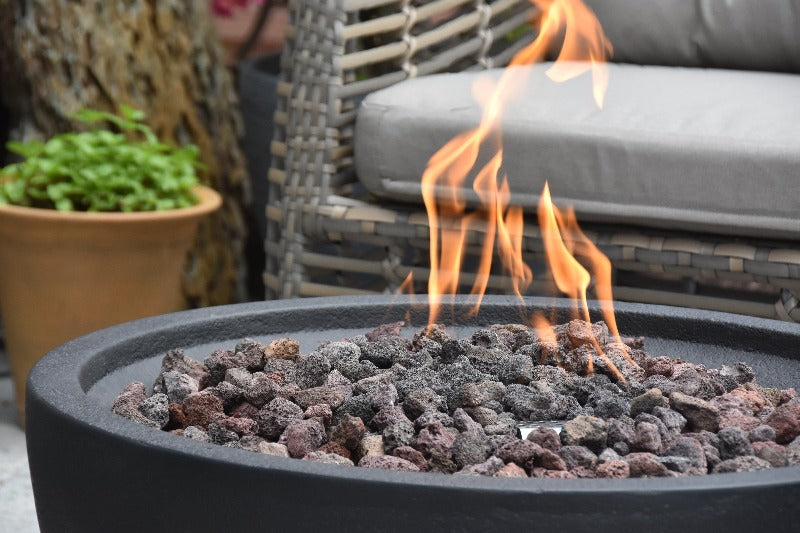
(0, 185), (221, 423)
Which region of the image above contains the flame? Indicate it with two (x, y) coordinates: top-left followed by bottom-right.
(422, 0), (611, 325)
(419, 0), (629, 380)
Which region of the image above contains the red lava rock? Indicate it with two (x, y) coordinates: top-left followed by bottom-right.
(526, 427), (562, 451)
(719, 412), (761, 432)
(625, 452), (671, 477)
(531, 468), (577, 479)
(281, 419), (326, 458)
(219, 416), (258, 436)
(566, 319), (605, 348)
(264, 338), (300, 360)
(231, 402), (260, 420)
(371, 405), (412, 432)
(596, 460), (630, 478)
(365, 321), (405, 341)
(643, 356), (674, 378)
(318, 441), (352, 460)
(183, 392), (225, 428)
(558, 445), (598, 470)
(495, 463), (528, 478)
(331, 414), (366, 450)
(265, 372), (285, 386)
(670, 392), (720, 432)
(766, 401), (800, 444)
(304, 403), (333, 426)
(570, 466), (597, 478)
(730, 386), (769, 414)
(416, 421), (456, 458)
(752, 441), (789, 467)
(358, 455), (420, 471)
(166, 403), (188, 430)
(497, 440), (542, 470)
(392, 446), (429, 472)
(537, 448), (567, 471)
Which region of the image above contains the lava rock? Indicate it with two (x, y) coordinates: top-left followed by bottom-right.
(331, 414), (366, 450)
(292, 384), (351, 410)
(162, 371), (200, 404)
(303, 451), (354, 466)
(361, 337), (406, 369)
(295, 352), (332, 389)
(596, 460), (630, 478)
(182, 426), (211, 443)
(358, 434), (386, 458)
(153, 348), (208, 393)
(208, 422), (240, 445)
(264, 338), (299, 360)
(256, 397), (304, 439)
(765, 401), (800, 444)
(183, 392), (225, 428)
(382, 420), (416, 453)
(713, 455), (771, 473)
(414, 410), (454, 431)
(218, 416), (258, 436)
(526, 427), (562, 451)
(561, 416), (607, 453)
(630, 388), (669, 418)
(665, 436), (707, 470)
(112, 381), (158, 428)
(652, 406), (687, 434)
(496, 440), (542, 470)
(358, 455), (420, 471)
(417, 421), (456, 458)
(458, 456), (505, 477)
(318, 442), (352, 460)
(366, 381), (399, 411)
(625, 452), (671, 477)
(558, 445), (597, 470)
(587, 391), (630, 419)
(452, 433), (491, 468)
(304, 404), (333, 426)
(752, 441), (789, 467)
(333, 395), (374, 427)
(281, 419), (326, 458)
(606, 418), (635, 455)
(392, 446), (429, 472)
(716, 427), (753, 460)
(210, 381), (245, 410)
(497, 353), (535, 385)
(453, 408), (484, 436)
(243, 372), (277, 407)
(670, 391), (720, 432)
(657, 455), (692, 473)
(748, 424), (777, 443)
(136, 393), (169, 428)
(495, 463), (528, 477)
(632, 421), (662, 454)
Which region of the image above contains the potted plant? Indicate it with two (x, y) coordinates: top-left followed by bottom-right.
(0, 106), (221, 423)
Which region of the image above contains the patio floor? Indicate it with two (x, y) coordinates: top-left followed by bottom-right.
(0, 347), (39, 532)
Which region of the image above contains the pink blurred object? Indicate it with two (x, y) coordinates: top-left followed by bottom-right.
(212, 0), (265, 17)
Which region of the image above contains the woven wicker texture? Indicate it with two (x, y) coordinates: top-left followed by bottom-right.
(267, 0), (800, 321)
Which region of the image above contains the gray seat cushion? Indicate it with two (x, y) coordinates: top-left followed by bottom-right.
(584, 0), (800, 73)
(354, 63), (800, 239)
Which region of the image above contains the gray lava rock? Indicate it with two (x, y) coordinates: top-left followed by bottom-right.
(457, 456), (506, 476)
(630, 388), (668, 418)
(588, 391), (630, 419)
(716, 427), (753, 460)
(625, 452), (671, 477)
(224, 367), (254, 390)
(652, 406), (687, 434)
(748, 424), (777, 443)
(210, 381), (244, 410)
(256, 397), (304, 439)
(295, 352), (331, 389)
(243, 372), (277, 407)
(497, 353), (534, 385)
(292, 384), (351, 410)
(358, 455), (420, 471)
(332, 395), (374, 426)
(153, 348), (208, 393)
(414, 410), (454, 431)
(606, 418), (635, 455)
(670, 391), (720, 432)
(452, 433), (491, 468)
(558, 445), (597, 470)
(752, 441), (789, 467)
(370, 405), (412, 432)
(112, 381), (158, 428)
(182, 425), (211, 443)
(207, 422), (240, 445)
(713, 455), (771, 474)
(361, 337), (406, 369)
(162, 371), (199, 404)
(665, 436), (707, 470)
(453, 408), (484, 436)
(657, 455), (693, 473)
(402, 387), (446, 419)
(382, 420), (416, 452)
(561, 416), (607, 453)
(366, 381), (399, 411)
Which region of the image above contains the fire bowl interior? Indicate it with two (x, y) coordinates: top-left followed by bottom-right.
(27, 296), (800, 533)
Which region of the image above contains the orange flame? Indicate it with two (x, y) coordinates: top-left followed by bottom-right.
(422, 0), (612, 326)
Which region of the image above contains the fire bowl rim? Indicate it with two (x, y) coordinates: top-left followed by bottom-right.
(27, 295), (800, 493)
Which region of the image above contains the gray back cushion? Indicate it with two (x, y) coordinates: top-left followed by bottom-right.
(584, 0), (800, 72)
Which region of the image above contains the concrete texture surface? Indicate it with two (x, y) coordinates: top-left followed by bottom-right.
(0, 350), (39, 533)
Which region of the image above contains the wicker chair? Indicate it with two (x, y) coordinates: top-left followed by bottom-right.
(266, 0), (800, 322)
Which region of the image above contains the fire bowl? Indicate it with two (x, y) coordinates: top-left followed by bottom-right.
(26, 296), (800, 532)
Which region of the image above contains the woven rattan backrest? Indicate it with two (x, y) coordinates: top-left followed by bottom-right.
(267, 0), (537, 294)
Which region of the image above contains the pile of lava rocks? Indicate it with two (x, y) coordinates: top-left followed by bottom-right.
(113, 319), (800, 478)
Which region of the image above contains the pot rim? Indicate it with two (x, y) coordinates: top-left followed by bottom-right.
(26, 295), (800, 494)
(0, 184), (221, 223)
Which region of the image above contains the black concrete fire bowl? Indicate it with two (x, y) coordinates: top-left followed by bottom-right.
(26, 296), (800, 532)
